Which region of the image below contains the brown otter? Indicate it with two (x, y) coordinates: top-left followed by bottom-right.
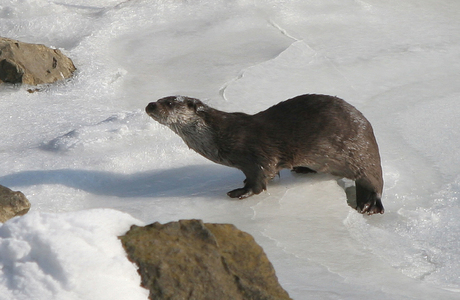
(145, 94), (384, 215)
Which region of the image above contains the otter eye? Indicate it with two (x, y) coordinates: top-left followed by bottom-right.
(166, 101), (173, 107)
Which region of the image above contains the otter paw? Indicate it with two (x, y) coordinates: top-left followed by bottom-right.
(358, 198), (384, 215)
(227, 188), (254, 199)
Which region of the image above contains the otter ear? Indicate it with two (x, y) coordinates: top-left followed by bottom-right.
(186, 99), (196, 110)
(187, 98), (205, 113)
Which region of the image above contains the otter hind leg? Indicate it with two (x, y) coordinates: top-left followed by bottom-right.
(292, 166), (317, 174)
(355, 181), (384, 215)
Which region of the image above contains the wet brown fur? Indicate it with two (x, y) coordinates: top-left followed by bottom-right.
(146, 94), (384, 214)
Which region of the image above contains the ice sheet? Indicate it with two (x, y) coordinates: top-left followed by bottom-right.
(1, 0), (460, 299)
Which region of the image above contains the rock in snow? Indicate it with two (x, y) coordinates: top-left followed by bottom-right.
(0, 185), (30, 223)
(0, 37), (76, 85)
(120, 219), (292, 300)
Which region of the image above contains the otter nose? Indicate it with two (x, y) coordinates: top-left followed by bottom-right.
(145, 102), (157, 113)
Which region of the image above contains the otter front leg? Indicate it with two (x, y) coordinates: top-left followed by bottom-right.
(227, 186), (255, 199)
(227, 167), (267, 199)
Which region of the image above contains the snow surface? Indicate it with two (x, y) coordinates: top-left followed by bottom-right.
(1, 0), (460, 299)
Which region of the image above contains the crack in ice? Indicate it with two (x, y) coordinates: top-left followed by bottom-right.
(268, 19), (300, 42)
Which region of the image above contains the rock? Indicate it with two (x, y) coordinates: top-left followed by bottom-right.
(0, 37), (76, 85)
(0, 185), (31, 223)
(120, 219), (292, 300)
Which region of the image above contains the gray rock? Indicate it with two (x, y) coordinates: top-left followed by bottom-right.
(120, 219), (292, 300)
(0, 37), (76, 85)
(0, 185), (31, 223)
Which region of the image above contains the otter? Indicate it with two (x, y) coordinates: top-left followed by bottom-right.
(145, 94), (384, 215)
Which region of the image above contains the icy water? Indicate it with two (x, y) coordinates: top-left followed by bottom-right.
(1, 1), (460, 299)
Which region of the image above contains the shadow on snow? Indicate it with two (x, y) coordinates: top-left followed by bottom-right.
(0, 165), (354, 204)
(0, 165), (241, 198)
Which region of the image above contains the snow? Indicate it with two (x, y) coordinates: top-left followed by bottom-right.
(0, 209), (147, 300)
(1, 0), (460, 299)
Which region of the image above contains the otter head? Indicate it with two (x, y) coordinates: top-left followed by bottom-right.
(146, 96), (219, 162)
(145, 96), (207, 128)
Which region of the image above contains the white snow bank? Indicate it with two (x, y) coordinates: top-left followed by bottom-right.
(0, 209), (147, 300)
